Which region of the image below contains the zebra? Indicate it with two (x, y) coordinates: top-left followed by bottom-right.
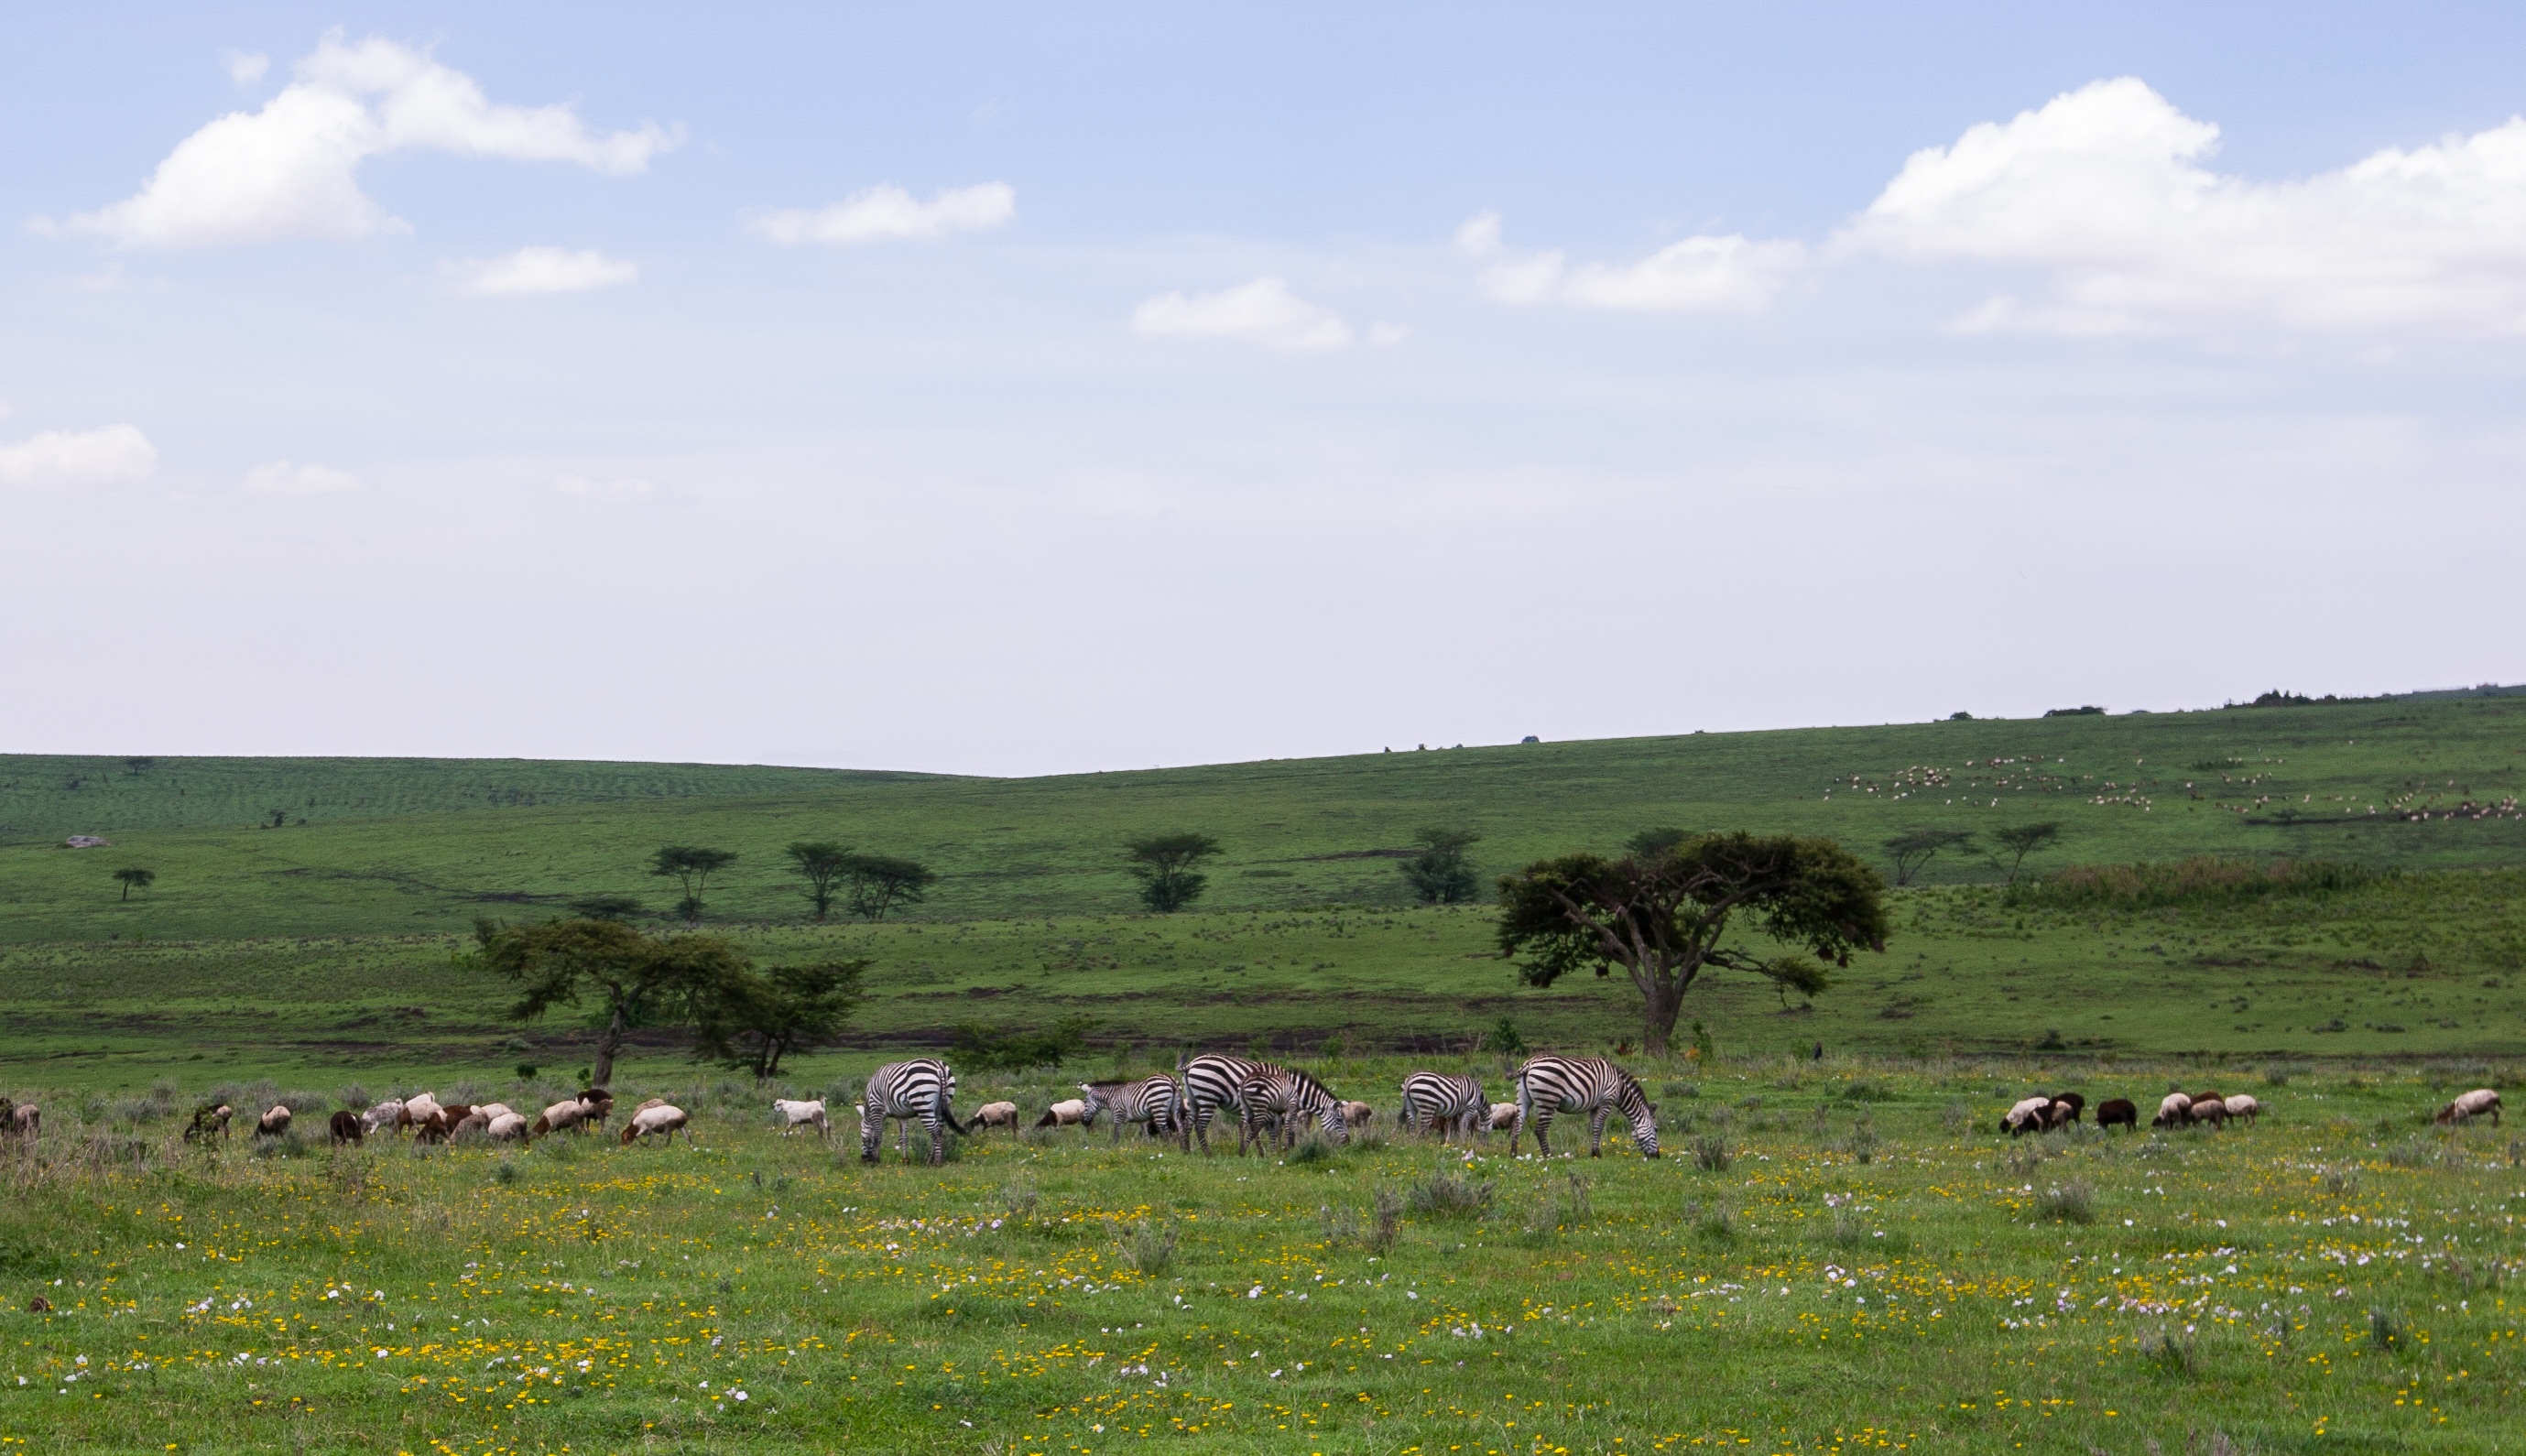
(858, 1058), (971, 1165)
(1078, 1076), (1185, 1146)
(1397, 1071), (1487, 1143)
(1513, 1055), (1660, 1159)
(1235, 1067), (1348, 1156)
(1178, 1053), (1276, 1155)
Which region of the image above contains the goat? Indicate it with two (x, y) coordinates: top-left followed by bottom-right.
(485, 1113), (528, 1142)
(772, 1099), (830, 1140)
(1035, 1098), (1093, 1129)
(256, 1105), (292, 1137)
(621, 1103), (689, 1146)
(970, 1101), (1020, 1133)
(2095, 1098), (2139, 1132)
(2436, 1088), (2502, 1125)
(328, 1109), (363, 1145)
(2150, 1092), (2193, 1129)
(361, 1100), (406, 1137)
(2219, 1093), (2260, 1124)
(2002, 1096), (2052, 1135)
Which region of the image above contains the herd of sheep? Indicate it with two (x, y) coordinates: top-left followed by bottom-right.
(2000, 1085), (2500, 1135)
(162, 1089), (692, 1147)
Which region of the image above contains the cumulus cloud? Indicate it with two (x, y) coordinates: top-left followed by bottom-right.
(1130, 277), (1356, 352)
(47, 32), (678, 248)
(1844, 77), (2526, 335)
(747, 183), (1015, 245)
(444, 246), (637, 298)
(1456, 210), (1803, 314)
(0, 425), (158, 486)
(244, 459), (362, 494)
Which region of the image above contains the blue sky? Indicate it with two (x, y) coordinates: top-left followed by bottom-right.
(5, 5), (2524, 774)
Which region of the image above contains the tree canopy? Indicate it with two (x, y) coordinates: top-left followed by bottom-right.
(1496, 831), (1890, 1055)
(1399, 826), (1483, 904)
(1882, 829), (1976, 886)
(1990, 821), (2064, 885)
(696, 958), (867, 1081)
(651, 845), (737, 923)
(785, 841), (854, 920)
(1124, 831), (1220, 913)
(844, 853), (937, 921)
(473, 918), (753, 1086)
(112, 866), (155, 901)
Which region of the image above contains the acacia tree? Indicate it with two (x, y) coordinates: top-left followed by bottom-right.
(113, 866), (156, 901)
(1882, 829), (1976, 886)
(785, 841), (854, 920)
(1496, 831), (1890, 1055)
(651, 845), (737, 923)
(1990, 821), (2063, 886)
(1400, 826), (1483, 904)
(1124, 832), (1220, 913)
(697, 959), (867, 1081)
(475, 918), (753, 1087)
(844, 854), (936, 921)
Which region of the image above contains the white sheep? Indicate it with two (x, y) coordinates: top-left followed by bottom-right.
(399, 1093), (444, 1132)
(1486, 1102), (1522, 1135)
(361, 1100), (407, 1137)
(2003, 1096), (2052, 1135)
(2437, 1088), (2502, 1125)
(971, 1101), (1020, 1133)
(772, 1099), (831, 1140)
(2220, 1093), (2260, 1124)
(2151, 1092), (2193, 1129)
(256, 1105), (293, 1137)
(533, 1098), (591, 1137)
(485, 1113), (528, 1142)
(1035, 1098), (1092, 1129)
(1338, 1100), (1376, 1130)
(621, 1103), (689, 1146)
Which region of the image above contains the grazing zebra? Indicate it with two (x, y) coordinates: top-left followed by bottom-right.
(1514, 1055), (1660, 1159)
(1079, 1076), (1185, 1147)
(1178, 1053), (1276, 1155)
(859, 1058), (971, 1166)
(1235, 1067), (1348, 1156)
(1397, 1071), (1487, 1142)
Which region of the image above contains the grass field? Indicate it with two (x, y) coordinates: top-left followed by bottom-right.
(3, 1054), (2520, 1454)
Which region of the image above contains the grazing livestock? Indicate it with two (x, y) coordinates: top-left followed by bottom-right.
(2151, 1093), (2194, 1129)
(474, 1103), (515, 1123)
(2220, 1093), (2260, 1124)
(2003, 1097), (2053, 1135)
(485, 1113), (528, 1142)
(632, 1097), (669, 1114)
(6, 1103), (38, 1144)
(576, 1090), (615, 1131)
(184, 1103), (231, 1144)
(256, 1105), (292, 1137)
(328, 1110), (363, 1145)
(1077, 1079), (1182, 1146)
(1487, 1102), (1523, 1135)
(1035, 1098), (1093, 1130)
(2041, 1100), (2080, 1131)
(772, 1099), (831, 1140)
(451, 1111), (493, 1141)
(400, 1093), (444, 1131)
(1338, 1100), (1377, 1130)
(1398, 1073), (1488, 1143)
(2045, 1092), (2085, 1123)
(970, 1101), (1021, 1133)
(858, 1058), (970, 1165)
(532, 1098), (593, 1137)
(2096, 1098), (2139, 1131)
(361, 1100), (406, 1137)
(2190, 1098), (2230, 1128)
(2437, 1089), (2502, 1125)
(621, 1104), (689, 1146)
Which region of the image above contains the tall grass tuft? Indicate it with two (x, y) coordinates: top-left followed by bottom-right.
(1405, 1165), (1494, 1218)
(1693, 1136), (1732, 1172)
(2008, 857), (2379, 911)
(1366, 1190), (1403, 1255)
(2139, 1324), (2194, 1375)
(2035, 1179), (2094, 1223)
(2368, 1306), (2400, 1352)
(1121, 1221), (1178, 1277)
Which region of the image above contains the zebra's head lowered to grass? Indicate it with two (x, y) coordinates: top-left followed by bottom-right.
(1611, 1069), (1660, 1158)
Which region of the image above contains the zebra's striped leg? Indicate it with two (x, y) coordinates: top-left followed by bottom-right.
(1589, 1109), (1610, 1157)
(1530, 1110), (1554, 1157)
(926, 1114), (946, 1166)
(861, 1104), (880, 1163)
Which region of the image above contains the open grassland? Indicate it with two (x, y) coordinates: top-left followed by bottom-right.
(5, 871), (2522, 1093)
(4, 700), (2523, 945)
(2, 1057), (2521, 1454)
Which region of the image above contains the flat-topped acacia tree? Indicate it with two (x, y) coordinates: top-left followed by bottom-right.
(475, 918), (752, 1087)
(1496, 831), (1891, 1056)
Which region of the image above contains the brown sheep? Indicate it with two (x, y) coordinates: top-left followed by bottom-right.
(2189, 1098), (2230, 1129)
(328, 1109), (363, 1145)
(256, 1105), (292, 1137)
(2095, 1098), (2139, 1131)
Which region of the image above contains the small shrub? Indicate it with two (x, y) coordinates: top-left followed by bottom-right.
(2384, 1141), (2441, 1169)
(1319, 1203), (1360, 1246)
(2139, 1325), (2195, 1375)
(1661, 1081), (1699, 1100)
(1836, 1117), (1881, 1165)
(2322, 1168), (2359, 1199)
(1121, 1221), (1178, 1277)
(1940, 1102), (1971, 1135)
(1553, 1170), (1592, 1227)
(1829, 1209), (1867, 1247)
(1693, 1136), (1732, 1172)
(2261, 1065), (2292, 1087)
(1483, 1018), (1526, 1057)
(2368, 1306), (2400, 1352)
(2035, 1179), (2094, 1224)
(491, 1160), (521, 1186)
(1685, 1198), (1734, 1241)
(1366, 1189), (1402, 1255)
(1288, 1137), (1336, 1167)
(1405, 1167), (1495, 1218)
(1000, 1171), (1040, 1220)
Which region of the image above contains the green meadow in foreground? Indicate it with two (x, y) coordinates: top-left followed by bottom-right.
(3, 1056), (2521, 1454)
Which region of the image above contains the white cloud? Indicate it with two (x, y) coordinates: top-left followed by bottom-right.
(49, 32), (678, 248)
(1458, 212), (1803, 313)
(747, 183), (1016, 245)
(550, 473), (663, 500)
(0, 425), (158, 485)
(223, 50), (269, 87)
(1844, 77), (2526, 335)
(1367, 322), (1411, 346)
(444, 246), (637, 298)
(244, 459), (362, 494)
(1131, 277), (1356, 353)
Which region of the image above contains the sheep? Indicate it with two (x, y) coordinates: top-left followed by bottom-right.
(1486, 1102), (1522, 1135)
(2189, 1098), (2230, 1128)
(399, 1093), (444, 1133)
(328, 1110), (363, 1145)
(971, 1101), (1020, 1133)
(621, 1103), (689, 1146)
(474, 1103), (515, 1124)
(485, 1113), (528, 1142)
(1338, 1100), (1377, 1130)
(2040, 1099), (2081, 1131)
(2436, 1088), (2502, 1125)
(2151, 1092), (2193, 1129)
(532, 1098), (592, 1138)
(185, 1103), (231, 1143)
(772, 1099), (831, 1141)
(577, 1090), (615, 1131)
(2096, 1098), (2139, 1131)
(451, 1111), (493, 1142)
(256, 1105), (293, 1137)
(2220, 1093), (2260, 1124)
(361, 1100), (406, 1137)
(2044, 1092), (2086, 1124)
(2003, 1096), (2052, 1135)
(7, 1103), (38, 1143)
(1035, 1098), (1093, 1130)
(632, 1097), (669, 1114)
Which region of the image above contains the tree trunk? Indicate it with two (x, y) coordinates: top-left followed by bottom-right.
(591, 1004), (626, 1088)
(1640, 970), (1687, 1056)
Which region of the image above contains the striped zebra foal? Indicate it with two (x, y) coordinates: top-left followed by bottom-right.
(1397, 1071), (1487, 1142)
(1177, 1053), (1275, 1155)
(859, 1058), (971, 1166)
(1078, 1076), (1183, 1146)
(1513, 1055), (1660, 1158)
(1235, 1067), (1348, 1156)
